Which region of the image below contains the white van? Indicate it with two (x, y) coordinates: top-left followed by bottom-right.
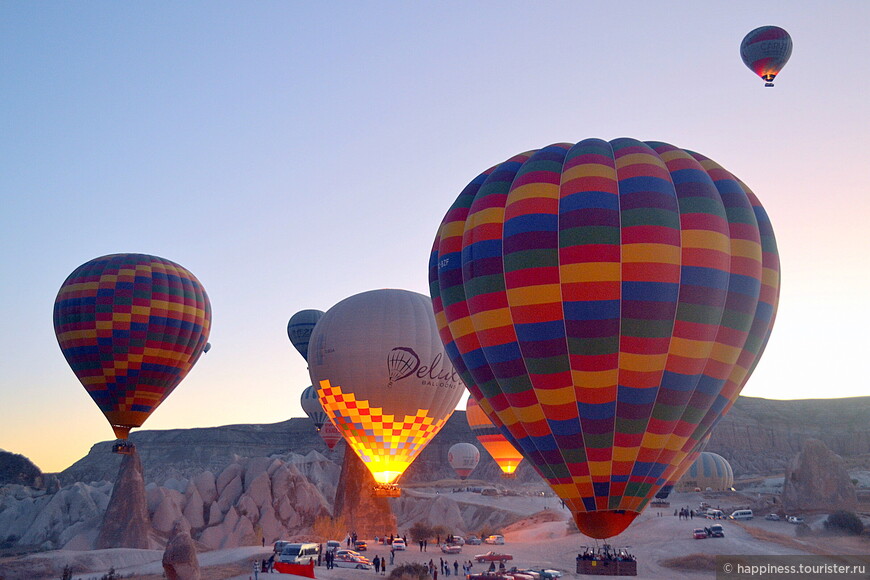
(730, 509), (754, 520)
(278, 542), (320, 564)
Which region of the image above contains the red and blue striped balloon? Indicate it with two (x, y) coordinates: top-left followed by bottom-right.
(429, 139), (779, 538)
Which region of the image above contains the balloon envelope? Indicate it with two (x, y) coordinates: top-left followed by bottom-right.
(429, 139), (779, 538)
(740, 26), (792, 86)
(300, 385), (328, 430)
(54, 253), (211, 439)
(448, 442), (480, 480)
(466, 396), (524, 477)
(308, 289), (464, 484)
(677, 452), (734, 492)
(288, 309), (324, 362)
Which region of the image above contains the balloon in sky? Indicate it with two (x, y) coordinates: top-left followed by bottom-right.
(54, 253), (211, 441)
(448, 442), (480, 480)
(320, 421), (342, 450)
(466, 396), (524, 478)
(288, 309), (324, 362)
(429, 138), (779, 538)
(300, 385), (328, 430)
(740, 26), (792, 87)
(308, 289), (464, 487)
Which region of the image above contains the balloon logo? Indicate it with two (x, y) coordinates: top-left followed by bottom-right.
(740, 26), (792, 87)
(448, 442), (480, 480)
(288, 309), (324, 362)
(429, 139), (779, 538)
(54, 253), (211, 441)
(466, 396), (524, 478)
(319, 421), (342, 450)
(309, 289), (464, 488)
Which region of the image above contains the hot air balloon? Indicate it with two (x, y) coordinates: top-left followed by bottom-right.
(308, 289), (464, 496)
(54, 253), (211, 452)
(320, 421), (342, 450)
(740, 26), (792, 87)
(300, 385), (328, 430)
(677, 452), (734, 492)
(288, 309), (324, 362)
(466, 396), (524, 478)
(448, 442), (480, 480)
(429, 138), (779, 539)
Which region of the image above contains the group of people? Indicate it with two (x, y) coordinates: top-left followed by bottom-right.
(577, 545), (635, 562)
(423, 558), (475, 579)
(370, 555), (388, 574)
(676, 507), (696, 520)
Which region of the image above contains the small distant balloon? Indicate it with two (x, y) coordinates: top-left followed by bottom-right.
(300, 385), (328, 430)
(740, 26), (792, 87)
(448, 442), (480, 480)
(287, 309), (324, 362)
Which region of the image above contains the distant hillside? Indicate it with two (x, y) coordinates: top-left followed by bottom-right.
(57, 396), (870, 485)
(706, 396), (870, 476)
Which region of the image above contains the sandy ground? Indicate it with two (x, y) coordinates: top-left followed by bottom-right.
(4, 490), (868, 580)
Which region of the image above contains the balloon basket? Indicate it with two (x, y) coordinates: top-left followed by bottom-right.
(650, 500), (670, 508)
(112, 441), (135, 455)
(577, 545), (637, 576)
(765, 82), (774, 87)
(372, 483), (401, 498)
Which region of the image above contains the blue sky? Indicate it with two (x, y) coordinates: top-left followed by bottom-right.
(1, 2), (868, 472)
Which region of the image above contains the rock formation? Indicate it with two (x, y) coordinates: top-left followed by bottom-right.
(95, 448), (153, 549)
(333, 451), (396, 536)
(163, 519), (201, 580)
(781, 438), (858, 512)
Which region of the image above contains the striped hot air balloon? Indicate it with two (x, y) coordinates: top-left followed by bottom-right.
(677, 452), (734, 492)
(288, 309), (324, 362)
(448, 442), (480, 480)
(429, 138), (779, 539)
(466, 396), (524, 478)
(53, 253), (211, 443)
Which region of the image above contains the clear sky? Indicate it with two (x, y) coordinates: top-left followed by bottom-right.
(1, 2), (868, 474)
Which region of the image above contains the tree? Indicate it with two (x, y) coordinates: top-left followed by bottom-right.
(409, 521), (433, 543)
(823, 511), (864, 536)
(313, 515), (347, 542)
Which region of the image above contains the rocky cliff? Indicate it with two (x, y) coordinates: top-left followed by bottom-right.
(706, 396), (870, 476)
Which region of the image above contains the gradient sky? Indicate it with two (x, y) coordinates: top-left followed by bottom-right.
(1, 2), (868, 474)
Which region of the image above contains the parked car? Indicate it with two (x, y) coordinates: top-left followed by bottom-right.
(705, 510), (725, 519)
(354, 540), (368, 551)
(273, 540), (292, 554)
(474, 551), (513, 563)
(441, 544), (462, 554)
(447, 535), (465, 545)
(278, 543), (320, 565)
(336, 550), (363, 559)
(729, 510), (753, 520)
(484, 534), (505, 545)
(392, 538), (407, 551)
(708, 524), (725, 538)
(326, 540), (341, 552)
(334, 554), (372, 570)
(765, 513), (780, 521)
(466, 536), (482, 545)
(693, 528), (708, 539)
(787, 516), (804, 525)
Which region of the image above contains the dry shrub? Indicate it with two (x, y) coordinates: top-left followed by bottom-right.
(659, 553), (718, 571)
(313, 514), (347, 542)
(387, 563), (430, 580)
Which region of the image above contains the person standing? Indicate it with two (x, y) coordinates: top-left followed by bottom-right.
(380, 557), (386, 575)
(373, 555), (380, 573)
(390, 547), (395, 565)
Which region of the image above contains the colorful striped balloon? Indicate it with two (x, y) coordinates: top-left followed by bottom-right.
(54, 253), (211, 440)
(466, 396), (524, 478)
(740, 26), (793, 87)
(429, 139), (780, 539)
